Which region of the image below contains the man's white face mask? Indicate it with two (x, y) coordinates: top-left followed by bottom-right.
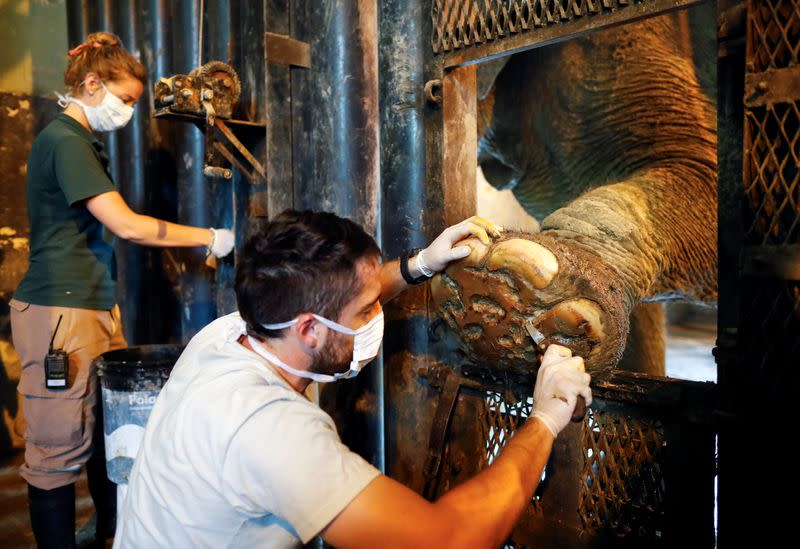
(56, 81), (134, 132)
(248, 311), (384, 383)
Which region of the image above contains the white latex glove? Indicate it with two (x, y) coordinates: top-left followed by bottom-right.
(208, 228), (235, 258)
(531, 344), (592, 438)
(416, 215), (503, 275)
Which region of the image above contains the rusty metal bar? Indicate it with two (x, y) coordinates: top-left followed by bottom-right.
(422, 371), (470, 499)
(153, 109), (265, 128)
(115, 0), (150, 342)
(213, 142), (257, 182)
(379, 0), (430, 251)
(418, 365), (718, 424)
(442, 64), (478, 225)
(745, 65), (800, 106)
(717, 1), (748, 544)
(214, 118), (267, 179)
(66, 0), (89, 45)
(438, 0), (706, 68)
(265, 31), (311, 67)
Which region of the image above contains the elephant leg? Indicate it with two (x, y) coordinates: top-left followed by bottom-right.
(541, 168), (717, 309)
(617, 302), (666, 376)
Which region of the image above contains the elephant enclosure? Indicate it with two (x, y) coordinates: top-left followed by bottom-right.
(382, 0), (799, 547)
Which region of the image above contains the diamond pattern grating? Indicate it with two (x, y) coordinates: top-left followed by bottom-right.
(580, 408), (667, 538)
(431, 0), (647, 54)
(479, 392), (670, 542)
(744, 100), (800, 244)
(747, 0), (800, 72)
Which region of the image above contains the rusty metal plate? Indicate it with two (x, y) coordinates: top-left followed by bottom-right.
(745, 65), (800, 106)
(265, 32), (312, 68)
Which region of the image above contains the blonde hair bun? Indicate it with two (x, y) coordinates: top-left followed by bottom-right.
(64, 31), (146, 93)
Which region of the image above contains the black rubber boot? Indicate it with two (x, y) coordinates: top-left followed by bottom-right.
(27, 483), (76, 549)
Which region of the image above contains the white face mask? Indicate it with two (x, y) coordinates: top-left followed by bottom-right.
(56, 81), (134, 132)
(250, 312), (385, 383)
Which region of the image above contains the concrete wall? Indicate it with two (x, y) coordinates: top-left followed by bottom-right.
(0, 0), (67, 454)
(0, 0), (68, 95)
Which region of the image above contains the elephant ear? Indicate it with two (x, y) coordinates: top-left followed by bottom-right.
(477, 57), (511, 100)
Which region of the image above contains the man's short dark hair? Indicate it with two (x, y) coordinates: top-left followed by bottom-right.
(235, 210), (382, 339)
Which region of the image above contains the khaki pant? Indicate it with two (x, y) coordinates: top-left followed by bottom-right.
(9, 299), (127, 490)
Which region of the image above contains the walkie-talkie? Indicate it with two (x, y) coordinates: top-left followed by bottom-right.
(44, 315), (68, 390)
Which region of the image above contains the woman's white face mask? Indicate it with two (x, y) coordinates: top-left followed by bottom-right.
(249, 312), (385, 383)
(56, 81), (134, 132)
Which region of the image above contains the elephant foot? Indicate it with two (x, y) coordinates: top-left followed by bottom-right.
(430, 232), (629, 376)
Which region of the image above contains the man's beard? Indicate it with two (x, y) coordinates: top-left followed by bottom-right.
(310, 333), (353, 377)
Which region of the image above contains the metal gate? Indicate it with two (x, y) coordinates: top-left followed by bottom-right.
(411, 363), (716, 547)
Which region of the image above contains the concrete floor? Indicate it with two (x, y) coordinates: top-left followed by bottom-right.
(664, 304), (717, 382)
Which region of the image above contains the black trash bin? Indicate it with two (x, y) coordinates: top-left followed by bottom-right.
(95, 344), (183, 484)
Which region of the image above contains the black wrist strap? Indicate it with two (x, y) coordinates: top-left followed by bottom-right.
(400, 251), (429, 285)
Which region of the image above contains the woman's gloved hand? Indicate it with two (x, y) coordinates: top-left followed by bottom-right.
(208, 228), (235, 258)
(416, 215), (502, 275)
(531, 344), (592, 438)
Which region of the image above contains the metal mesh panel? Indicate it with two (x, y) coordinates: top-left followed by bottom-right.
(481, 392), (544, 512)
(419, 373), (716, 546)
(480, 392), (673, 543)
(737, 279), (800, 378)
(431, 0), (645, 54)
(580, 408), (667, 539)
(743, 100), (800, 244)
(747, 0), (800, 72)
(482, 391), (533, 464)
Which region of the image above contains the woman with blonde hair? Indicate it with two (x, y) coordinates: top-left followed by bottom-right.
(10, 32), (233, 548)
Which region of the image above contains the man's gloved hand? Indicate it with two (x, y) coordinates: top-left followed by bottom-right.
(417, 215), (502, 275)
(531, 344), (592, 438)
(208, 228), (235, 258)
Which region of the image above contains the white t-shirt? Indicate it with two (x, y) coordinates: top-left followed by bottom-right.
(114, 312), (381, 548)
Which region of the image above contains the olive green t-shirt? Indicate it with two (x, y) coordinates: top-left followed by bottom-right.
(14, 114), (117, 310)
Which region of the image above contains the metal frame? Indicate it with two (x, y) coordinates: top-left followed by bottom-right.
(152, 109), (267, 182)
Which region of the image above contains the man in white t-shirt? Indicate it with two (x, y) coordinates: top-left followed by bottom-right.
(115, 210), (592, 548)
